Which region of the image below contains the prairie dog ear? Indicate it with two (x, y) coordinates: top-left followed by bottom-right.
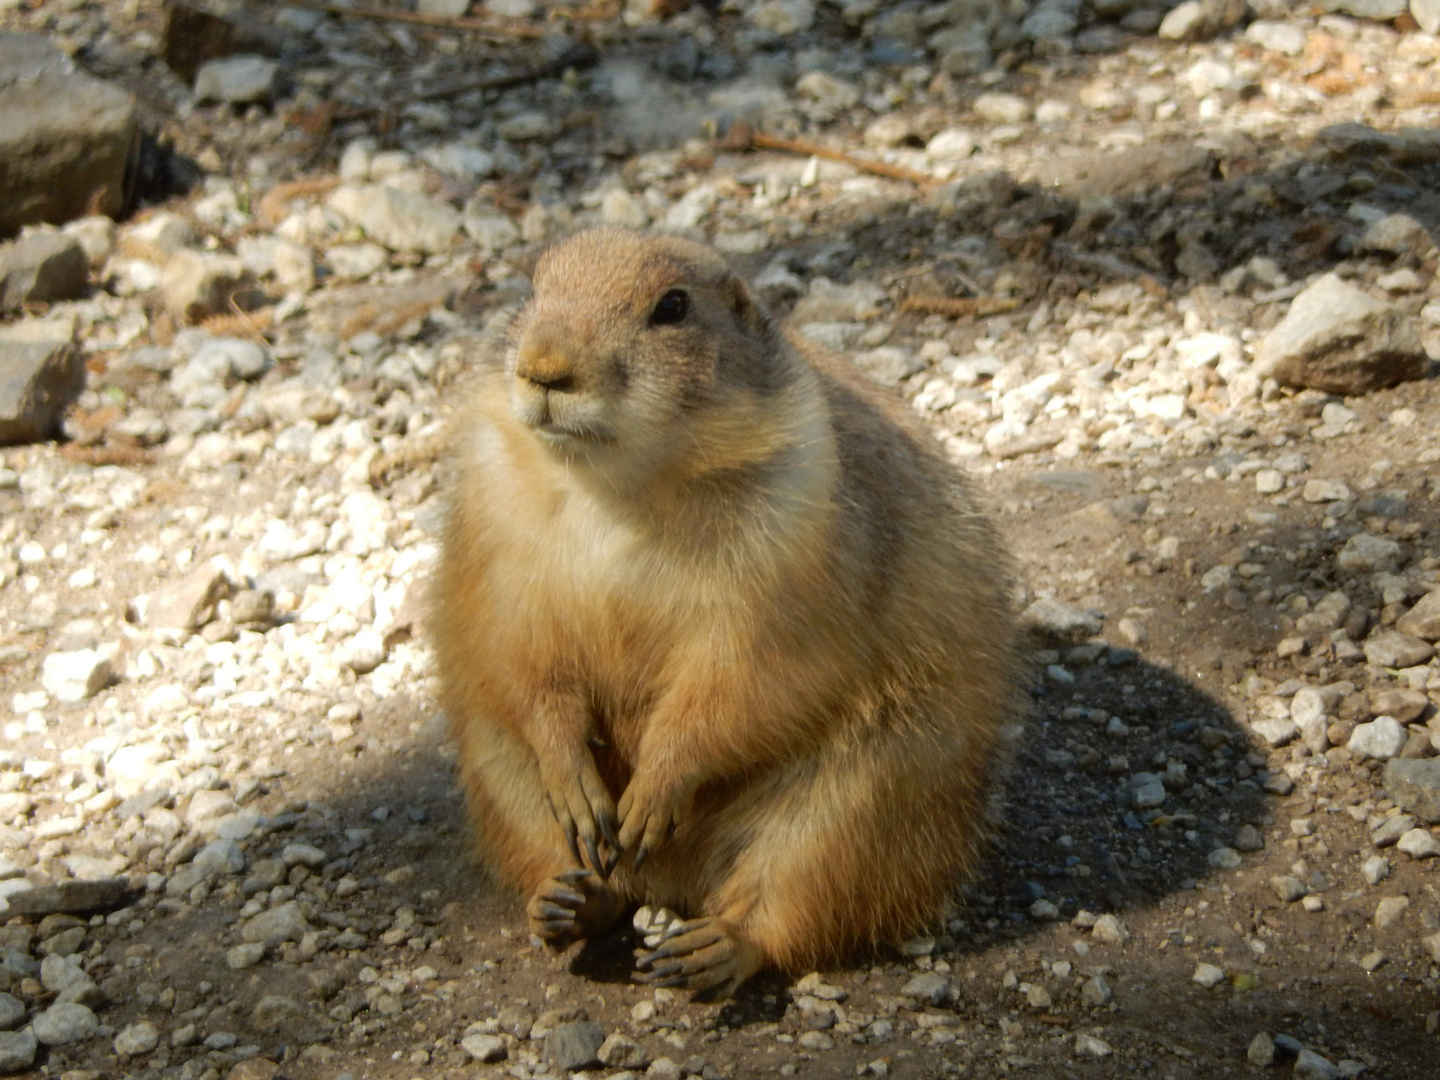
(722, 272), (768, 335)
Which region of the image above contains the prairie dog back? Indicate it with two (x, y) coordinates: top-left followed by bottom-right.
(431, 227), (1019, 996)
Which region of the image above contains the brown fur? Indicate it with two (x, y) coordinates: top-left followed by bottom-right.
(430, 228), (1020, 994)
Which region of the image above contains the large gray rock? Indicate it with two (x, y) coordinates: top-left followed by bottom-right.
(0, 34), (137, 238)
(0, 232), (88, 311)
(545, 1021), (606, 1072)
(1255, 273), (1427, 395)
(1384, 759), (1440, 824)
(0, 316), (82, 445)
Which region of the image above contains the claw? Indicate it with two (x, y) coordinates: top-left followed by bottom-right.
(527, 869), (622, 952)
(628, 917), (762, 998)
(599, 811), (620, 851)
(585, 836), (604, 878)
(633, 844), (650, 873)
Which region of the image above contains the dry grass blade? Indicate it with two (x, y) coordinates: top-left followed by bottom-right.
(199, 305), (274, 343)
(257, 176), (343, 227)
(59, 443), (154, 467)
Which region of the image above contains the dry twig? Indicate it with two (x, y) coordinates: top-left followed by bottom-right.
(717, 122), (935, 188)
(1051, 242), (1170, 290)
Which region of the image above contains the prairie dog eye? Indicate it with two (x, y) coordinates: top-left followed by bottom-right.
(650, 289), (689, 326)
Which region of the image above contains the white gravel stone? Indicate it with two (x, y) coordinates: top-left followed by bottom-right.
(1337, 533), (1402, 573)
(1091, 914), (1129, 944)
(1347, 717), (1407, 760)
(1192, 963), (1225, 988)
(326, 243), (388, 281)
(106, 742), (173, 797)
(226, 942), (266, 969)
(194, 55), (278, 104)
(327, 184), (460, 255)
(1244, 20), (1307, 55)
(1271, 875), (1307, 902)
(462, 1032), (507, 1062)
(0, 1030), (36, 1072)
(1360, 855), (1390, 884)
(1363, 632), (1435, 669)
(1251, 716), (1298, 748)
(241, 900), (311, 946)
(40, 955), (88, 992)
(1396, 828), (1440, 858)
(926, 128), (975, 161)
(1302, 479), (1351, 503)
(1074, 1033), (1112, 1058)
(114, 1021), (160, 1056)
(1374, 896), (1409, 929)
(40, 649), (111, 702)
(32, 1002), (98, 1045)
(187, 790), (240, 830)
(900, 972), (951, 1005)
(1207, 846), (1243, 870)
(1293, 1048), (1341, 1080)
(194, 839), (246, 876)
(1372, 814), (1417, 847)
(747, 0), (814, 35)
(281, 842), (327, 869)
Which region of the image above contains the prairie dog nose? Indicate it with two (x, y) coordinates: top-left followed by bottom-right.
(516, 332), (577, 393)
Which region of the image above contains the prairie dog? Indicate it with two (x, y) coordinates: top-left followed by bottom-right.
(431, 228), (1019, 996)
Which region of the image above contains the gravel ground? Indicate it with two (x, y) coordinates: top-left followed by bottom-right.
(2, 1), (1440, 1078)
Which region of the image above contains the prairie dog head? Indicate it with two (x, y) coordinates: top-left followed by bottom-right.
(506, 228), (801, 480)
